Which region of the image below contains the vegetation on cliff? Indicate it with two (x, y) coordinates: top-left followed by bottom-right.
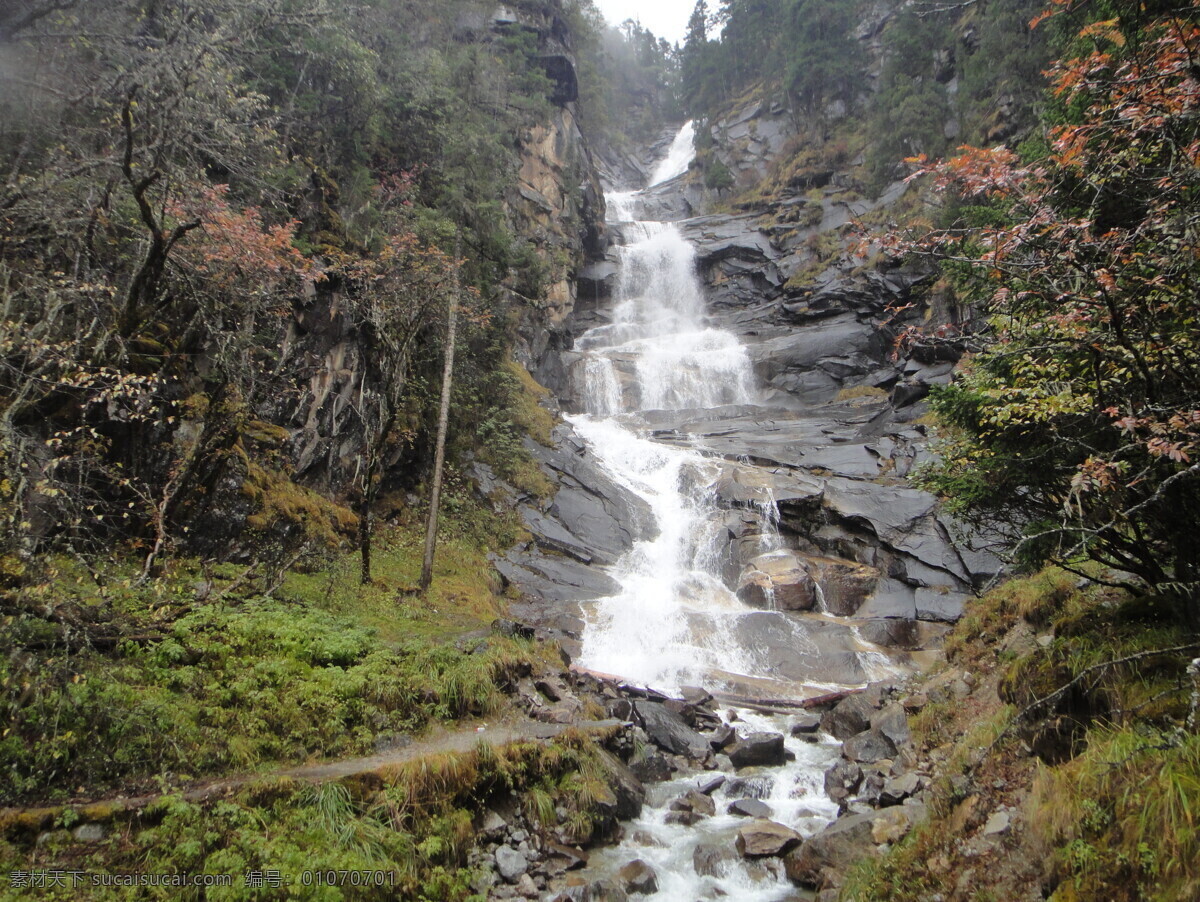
(903, 0), (1200, 621)
(0, 1), (632, 895)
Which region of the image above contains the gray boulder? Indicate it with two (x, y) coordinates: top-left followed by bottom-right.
(634, 701), (709, 758)
(736, 820), (804, 858)
(784, 812), (877, 887)
(728, 732), (787, 768)
(823, 759), (863, 804)
(592, 749), (646, 820)
(820, 693), (877, 740)
(728, 798), (775, 819)
(495, 846), (528, 883)
(842, 730), (898, 764)
(871, 703), (912, 748)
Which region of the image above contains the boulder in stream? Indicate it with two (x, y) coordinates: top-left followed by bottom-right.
(633, 700), (709, 759)
(727, 732), (787, 768)
(693, 841), (737, 878)
(783, 811), (877, 886)
(736, 819), (804, 858)
(592, 750), (646, 821)
(728, 798), (774, 819)
(617, 859), (659, 895)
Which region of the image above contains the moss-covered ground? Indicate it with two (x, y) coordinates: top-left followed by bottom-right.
(839, 569), (1200, 902)
(0, 480), (605, 900)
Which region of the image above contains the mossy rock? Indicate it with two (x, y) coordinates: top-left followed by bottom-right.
(0, 807), (59, 840)
(1000, 654), (1110, 764)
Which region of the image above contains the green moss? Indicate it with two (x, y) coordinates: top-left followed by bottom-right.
(242, 461), (359, 548)
(1031, 727), (1200, 901)
(0, 508), (540, 804)
(0, 736), (636, 900)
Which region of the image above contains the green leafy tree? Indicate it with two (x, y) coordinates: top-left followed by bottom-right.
(900, 1), (1200, 623)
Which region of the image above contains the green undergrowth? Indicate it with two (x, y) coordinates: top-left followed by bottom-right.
(1032, 726), (1200, 901)
(0, 495), (544, 804)
(840, 567), (1200, 902)
(0, 732), (620, 901)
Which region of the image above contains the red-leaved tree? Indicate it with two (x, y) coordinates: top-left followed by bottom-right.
(896, 0), (1200, 621)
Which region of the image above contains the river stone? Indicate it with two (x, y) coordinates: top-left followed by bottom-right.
(736, 551), (818, 611)
(871, 703), (912, 748)
(669, 789), (716, 818)
(617, 860), (658, 895)
(546, 842), (589, 870)
(735, 820), (803, 858)
(790, 713), (822, 735)
(593, 749), (646, 820)
(783, 812), (877, 886)
(634, 700), (708, 758)
(820, 693), (876, 740)
(588, 878), (629, 902)
(823, 759), (863, 803)
(495, 846), (528, 882)
(629, 753), (673, 784)
(693, 841), (737, 878)
(726, 775), (775, 799)
(728, 732), (787, 768)
(708, 723), (737, 750)
(842, 730), (898, 764)
(695, 774), (727, 795)
(728, 798), (774, 819)
(880, 772), (922, 806)
(858, 771), (886, 805)
(681, 686), (713, 706)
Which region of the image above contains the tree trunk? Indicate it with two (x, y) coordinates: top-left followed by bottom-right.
(359, 480), (372, 585)
(419, 249), (459, 592)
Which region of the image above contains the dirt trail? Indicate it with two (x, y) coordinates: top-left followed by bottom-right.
(1, 716), (625, 834)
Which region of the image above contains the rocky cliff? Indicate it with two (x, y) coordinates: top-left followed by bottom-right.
(489, 6), (1015, 690)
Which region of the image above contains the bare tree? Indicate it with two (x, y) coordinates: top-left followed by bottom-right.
(419, 239), (460, 592)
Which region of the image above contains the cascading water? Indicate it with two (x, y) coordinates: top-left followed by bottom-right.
(558, 123), (898, 900)
(648, 120), (697, 186)
(568, 137), (764, 692)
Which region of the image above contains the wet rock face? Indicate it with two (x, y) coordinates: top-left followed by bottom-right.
(736, 551), (820, 611)
(495, 103), (1004, 705)
(633, 700), (710, 759)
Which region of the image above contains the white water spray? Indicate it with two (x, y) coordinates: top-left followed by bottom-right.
(648, 120), (697, 186)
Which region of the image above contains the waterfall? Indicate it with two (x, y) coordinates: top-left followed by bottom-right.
(648, 120), (697, 186)
(569, 122), (903, 700)
(558, 120), (908, 902)
(569, 124), (762, 693)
